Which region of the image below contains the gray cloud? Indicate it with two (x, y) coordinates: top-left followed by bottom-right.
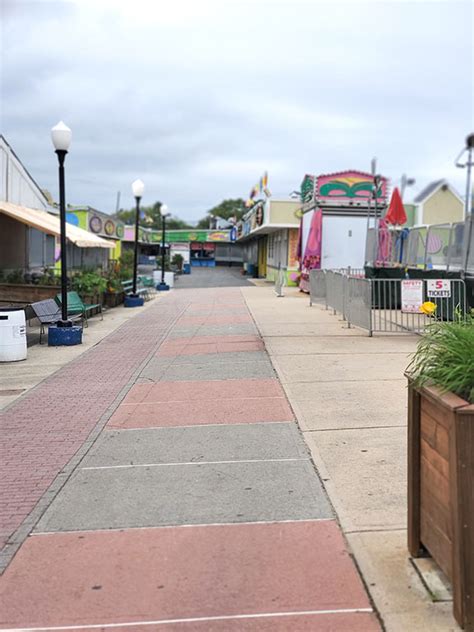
(1, 0), (472, 219)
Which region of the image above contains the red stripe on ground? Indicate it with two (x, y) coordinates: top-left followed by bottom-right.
(157, 341), (265, 356)
(107, 396), (293, 428)
(0, 521), (378, 629)
(122, 379), (285, 404)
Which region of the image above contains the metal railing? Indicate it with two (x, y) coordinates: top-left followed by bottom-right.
(326, 270), (347, 318)
(313, 269), (468, 336)
(309, 269), (327, 306)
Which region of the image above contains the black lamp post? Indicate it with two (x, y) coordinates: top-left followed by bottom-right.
(455, 133), (474, 273)
(157, 203), (170, 291)
(51, 121), (72, 325)
(48, 121), (81, 346)
(125, 179), (145, 307)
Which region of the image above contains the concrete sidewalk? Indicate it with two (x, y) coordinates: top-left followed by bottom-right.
(243, 284), (459, 632)
(1, 285), (379, 631)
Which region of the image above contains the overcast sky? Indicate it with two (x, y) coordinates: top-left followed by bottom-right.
(1, 0), (473, 220)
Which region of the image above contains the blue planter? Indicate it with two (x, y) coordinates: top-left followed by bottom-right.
(124, 295), (145, 308)
(48, 324), (83, 346)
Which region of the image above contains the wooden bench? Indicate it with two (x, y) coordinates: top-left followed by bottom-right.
(55, 291), (103, 327)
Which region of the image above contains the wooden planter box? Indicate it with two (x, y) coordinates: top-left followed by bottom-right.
(0, 283), (59, 304)
(408, 382), (474, 629)
(103, 291), (124, 308)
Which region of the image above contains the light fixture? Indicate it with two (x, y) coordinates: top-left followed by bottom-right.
(132, 179), (145, 199)
(51, 121), (72, 152)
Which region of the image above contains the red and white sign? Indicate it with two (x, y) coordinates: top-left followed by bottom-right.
(401, 280), (423, 313)
(427, 279), (451, 298)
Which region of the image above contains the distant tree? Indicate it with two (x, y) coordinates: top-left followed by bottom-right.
(196, 198), (246, 229)
(114, 201), (193, 230)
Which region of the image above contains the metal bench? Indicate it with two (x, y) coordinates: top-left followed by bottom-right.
(55, 291), (103, 327)
(30, 298), (82, 344)
(121, 280), (150, 301)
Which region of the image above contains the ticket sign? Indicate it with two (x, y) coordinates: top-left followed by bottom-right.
(401, 280), (423, 313)
(427, 279), (451, 298)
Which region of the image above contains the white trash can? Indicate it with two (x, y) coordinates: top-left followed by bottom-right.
(0, 308), (27, 362)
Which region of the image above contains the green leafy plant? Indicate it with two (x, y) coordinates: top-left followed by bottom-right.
(6, 269), (25, 284)
(72, 270), (107, 297)
(118, 250), (134, 280)
(407, 311), (474, 403)
(171, 253), (184, 271)
(37, 268), (61, 286)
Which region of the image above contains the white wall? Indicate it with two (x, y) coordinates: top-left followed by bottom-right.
(0, 138), (49, 210)
(301, 210), (313, 257)
(321, 216), (367, 269)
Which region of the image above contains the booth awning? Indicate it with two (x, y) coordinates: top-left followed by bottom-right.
(0, 201), (114, 248)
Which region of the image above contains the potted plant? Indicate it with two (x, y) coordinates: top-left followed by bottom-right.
(406, 305), (474, 630)
(72, 271), (107, 309)
(103, 266), (125, 308)
(171, 253), (184, 273)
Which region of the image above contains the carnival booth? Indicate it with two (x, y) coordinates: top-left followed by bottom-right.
(298, 171), (389, 292)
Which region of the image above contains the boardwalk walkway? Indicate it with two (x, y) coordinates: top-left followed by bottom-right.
(0, 280), (379, 631)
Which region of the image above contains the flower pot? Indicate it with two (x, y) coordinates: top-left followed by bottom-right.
(104, 291), (124, 308)
(407, 382), (474, 629)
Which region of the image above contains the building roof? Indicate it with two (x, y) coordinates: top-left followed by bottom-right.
(0, 201), (114, 248)
(0, 135), (51, 207)
(413, 180), (446, 203)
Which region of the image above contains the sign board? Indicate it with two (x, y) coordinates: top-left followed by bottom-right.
(317, 171), (388, 203)
(427, 279), (451, 298)
(401, 280), (423, 313)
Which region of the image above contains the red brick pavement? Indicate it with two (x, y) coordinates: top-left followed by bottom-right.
(0, 298), (185, 558)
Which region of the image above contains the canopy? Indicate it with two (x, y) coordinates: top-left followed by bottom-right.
(385, 187), (407, 225)
(0, 201), (114, 248)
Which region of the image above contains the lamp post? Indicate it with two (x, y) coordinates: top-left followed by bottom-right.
(49, 121), (82, 345)
(157, 204), (170, 291)
(125, 179), (145, 307)
(455, 133), (474, 273)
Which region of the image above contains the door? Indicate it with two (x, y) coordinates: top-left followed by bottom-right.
(258, 237), (268, 277)
(321, 216), (367, 269)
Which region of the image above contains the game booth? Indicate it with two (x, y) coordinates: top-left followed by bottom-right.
(298, 170), (389, 292)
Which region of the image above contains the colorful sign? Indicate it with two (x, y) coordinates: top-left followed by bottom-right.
(127, 229), (231, 243)
(401, 280), (423, 313)
(104, 219), (115, 236)
(317, 171), (388, 202)
(89, 216), (103, 233)
(288, 228), (299, 269)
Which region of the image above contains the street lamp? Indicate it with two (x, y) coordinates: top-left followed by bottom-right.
(49, 121), (82, 346)
(455, 133), (474, 219)
(455, 133), (474, 273)
(125, 179), (145, 307)
(157, 203), (170, 291)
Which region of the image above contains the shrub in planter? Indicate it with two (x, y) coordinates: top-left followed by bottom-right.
(406, 310), (474, 629)
(171, 253), (184, 273)
(72, 270), (107, 305)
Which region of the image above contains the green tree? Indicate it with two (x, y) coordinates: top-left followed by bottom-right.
(196, 198), (246, 229)
(114, 202), (192, 230)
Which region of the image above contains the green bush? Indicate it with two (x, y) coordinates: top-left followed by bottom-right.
(171, 253), (184, 271)
(407, 312), (474, 403)
(72, 270), (107, 297)
(118, 251), (134, 280)
(6, 269), (25, 284)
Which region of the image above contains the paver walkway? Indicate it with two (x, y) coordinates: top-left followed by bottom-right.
(0, 285), (380, 631)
